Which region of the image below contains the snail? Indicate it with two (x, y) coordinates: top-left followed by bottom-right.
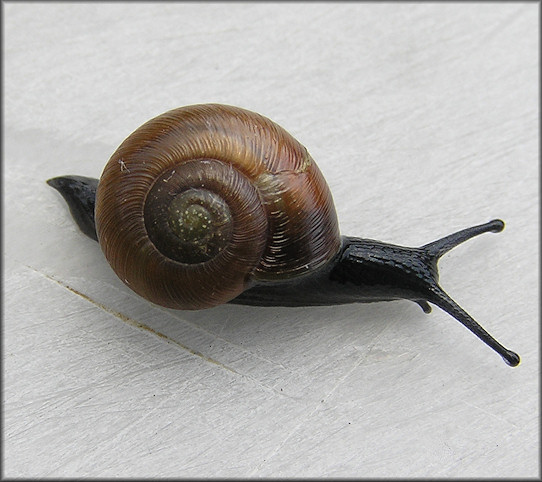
(47, 103), (520, 367)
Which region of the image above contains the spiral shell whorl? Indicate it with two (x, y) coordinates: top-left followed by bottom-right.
(95, 104), (341, 309)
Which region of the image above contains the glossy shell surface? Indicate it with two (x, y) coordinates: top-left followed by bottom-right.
(95, 104), (341, 309)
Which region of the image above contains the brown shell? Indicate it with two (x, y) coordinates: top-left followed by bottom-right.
(95, 104), (341, 309)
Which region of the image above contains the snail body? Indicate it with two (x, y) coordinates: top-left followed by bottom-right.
(48, 104), (520, 366)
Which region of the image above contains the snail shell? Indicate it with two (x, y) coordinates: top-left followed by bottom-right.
(95, 104), (341, 309)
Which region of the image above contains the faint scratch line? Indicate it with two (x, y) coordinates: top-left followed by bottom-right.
(161, 307), (291, 371)
(248, 319), (394, 476)
(43, 396), (171, 477)
(479, 4), (528, 44)
(461, 399), (520, 429)
(25, 266), (241, 376)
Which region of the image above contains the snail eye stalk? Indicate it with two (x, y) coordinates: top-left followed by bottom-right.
(420, 220), (519, 367)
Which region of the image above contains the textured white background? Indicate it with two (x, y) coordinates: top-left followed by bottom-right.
(4, 2), (539, 478)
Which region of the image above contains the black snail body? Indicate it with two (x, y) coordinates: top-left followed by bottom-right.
(47, 104), (520, 367)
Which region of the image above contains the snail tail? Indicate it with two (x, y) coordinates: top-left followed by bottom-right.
(47, 176), (99, 242)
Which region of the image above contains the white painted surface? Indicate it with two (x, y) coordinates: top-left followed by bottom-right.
(4, 3), (538, 478)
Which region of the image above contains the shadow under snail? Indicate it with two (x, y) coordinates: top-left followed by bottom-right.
(47, 103), (520, 367)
